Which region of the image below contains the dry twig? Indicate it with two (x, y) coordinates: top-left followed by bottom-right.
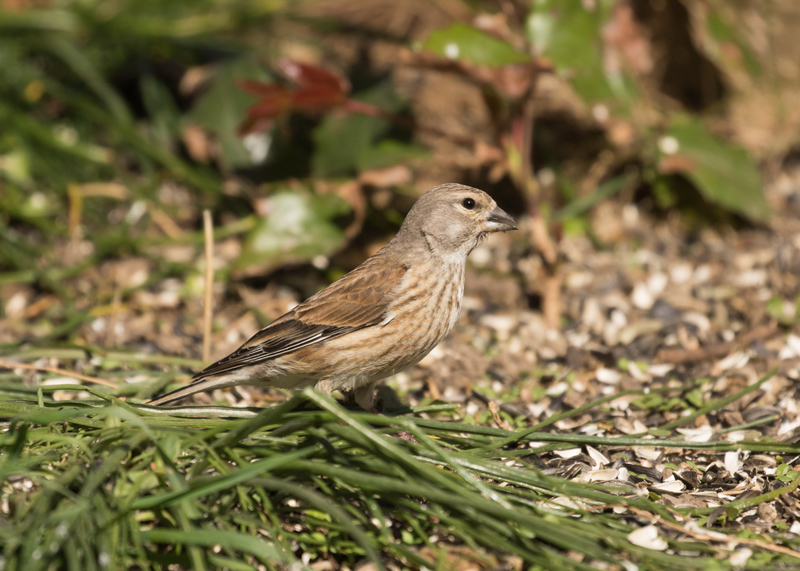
(0, 358), (118, 389)
(202, 209), (214, 363)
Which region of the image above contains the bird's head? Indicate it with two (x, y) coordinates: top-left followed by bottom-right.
(399, 183), (517, 259)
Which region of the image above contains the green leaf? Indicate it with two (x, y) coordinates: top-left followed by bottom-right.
(659, 115), (769, 222)
(776, 463), (795, 483)
(306, 509), (332, 522)
(766, 296), (797, 325)
(553, 174), (631, 221)
(704, 12), (761, 78)
(631, 394), (664, 411)
(420, 23), (529, 68)
(685, 388), (704, 409)
(189, 57), (270, 170)
(725, 505), (741, 520)
(526, 0), (634, 103)
(140, 74), (183, 150)
(311, 80), (403, 177)
(235, 189), (350, 276)
(312, 112), (388, 178)
(356, 140), (428, 171)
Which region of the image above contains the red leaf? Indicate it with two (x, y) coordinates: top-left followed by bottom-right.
(237, 79), (288, 97)
(289, 86), (348, 112)
(236, 60), (352, 135)
(243, 91), (293, 118)
(277, 59), (349, 94)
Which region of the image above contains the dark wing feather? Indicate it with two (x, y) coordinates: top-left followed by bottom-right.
(191, 257), (407, 381)
(190, 321), (355, 379)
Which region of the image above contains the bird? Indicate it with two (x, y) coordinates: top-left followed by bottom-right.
(149, 183), (517, 411)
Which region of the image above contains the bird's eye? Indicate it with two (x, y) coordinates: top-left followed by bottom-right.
(461, 197), (476, 210)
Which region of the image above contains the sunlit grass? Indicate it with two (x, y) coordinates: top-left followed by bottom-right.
(0, 366), (797, 570)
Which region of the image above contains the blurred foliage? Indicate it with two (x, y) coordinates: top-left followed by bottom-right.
(0, 0), (778, 308)
(311, 80), (408, 177)
(422, 22), (529, 67)
(528, 0), (631, 102)
(237, 188), (351, 277)
(659, 114), (769, 221)
(189, 58), (272, 171)
(418, 1), (769, 224)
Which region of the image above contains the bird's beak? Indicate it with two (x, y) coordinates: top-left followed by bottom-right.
(484, 206), (517, 233)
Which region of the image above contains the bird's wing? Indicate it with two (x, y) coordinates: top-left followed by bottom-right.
(191, 258), (408, 380)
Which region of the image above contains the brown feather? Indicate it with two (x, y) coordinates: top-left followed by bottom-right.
(184, 257), (406, 382)
(148, 182), (517, 409)
(288, 255), (408, 327)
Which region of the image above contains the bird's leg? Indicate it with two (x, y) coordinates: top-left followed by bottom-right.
(353, 381), (378, 412)
(335, 381), (379, 412)
(315, 379), (333, 396)
(351, 382), (416, 441)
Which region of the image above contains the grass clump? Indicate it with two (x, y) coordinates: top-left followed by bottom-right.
(1, 376), (798, 570)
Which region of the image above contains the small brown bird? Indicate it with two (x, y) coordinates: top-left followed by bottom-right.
(149, 183), (517, 410)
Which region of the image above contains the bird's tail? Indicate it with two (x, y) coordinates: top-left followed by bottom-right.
(148, 375), (236, 406)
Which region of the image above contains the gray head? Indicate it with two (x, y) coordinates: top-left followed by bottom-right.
(391, 183), (517, 259)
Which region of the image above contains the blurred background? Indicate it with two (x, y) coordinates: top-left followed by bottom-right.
(1, 0), (799, 391)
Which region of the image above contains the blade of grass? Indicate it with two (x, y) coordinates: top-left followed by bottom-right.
(657, 367), (777, 432)
(140, 529), (289, 565)
(131, 448), (315, 510)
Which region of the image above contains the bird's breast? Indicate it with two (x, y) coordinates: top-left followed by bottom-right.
(289, 259), (467, 387)
(387, 259), (466, 351)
